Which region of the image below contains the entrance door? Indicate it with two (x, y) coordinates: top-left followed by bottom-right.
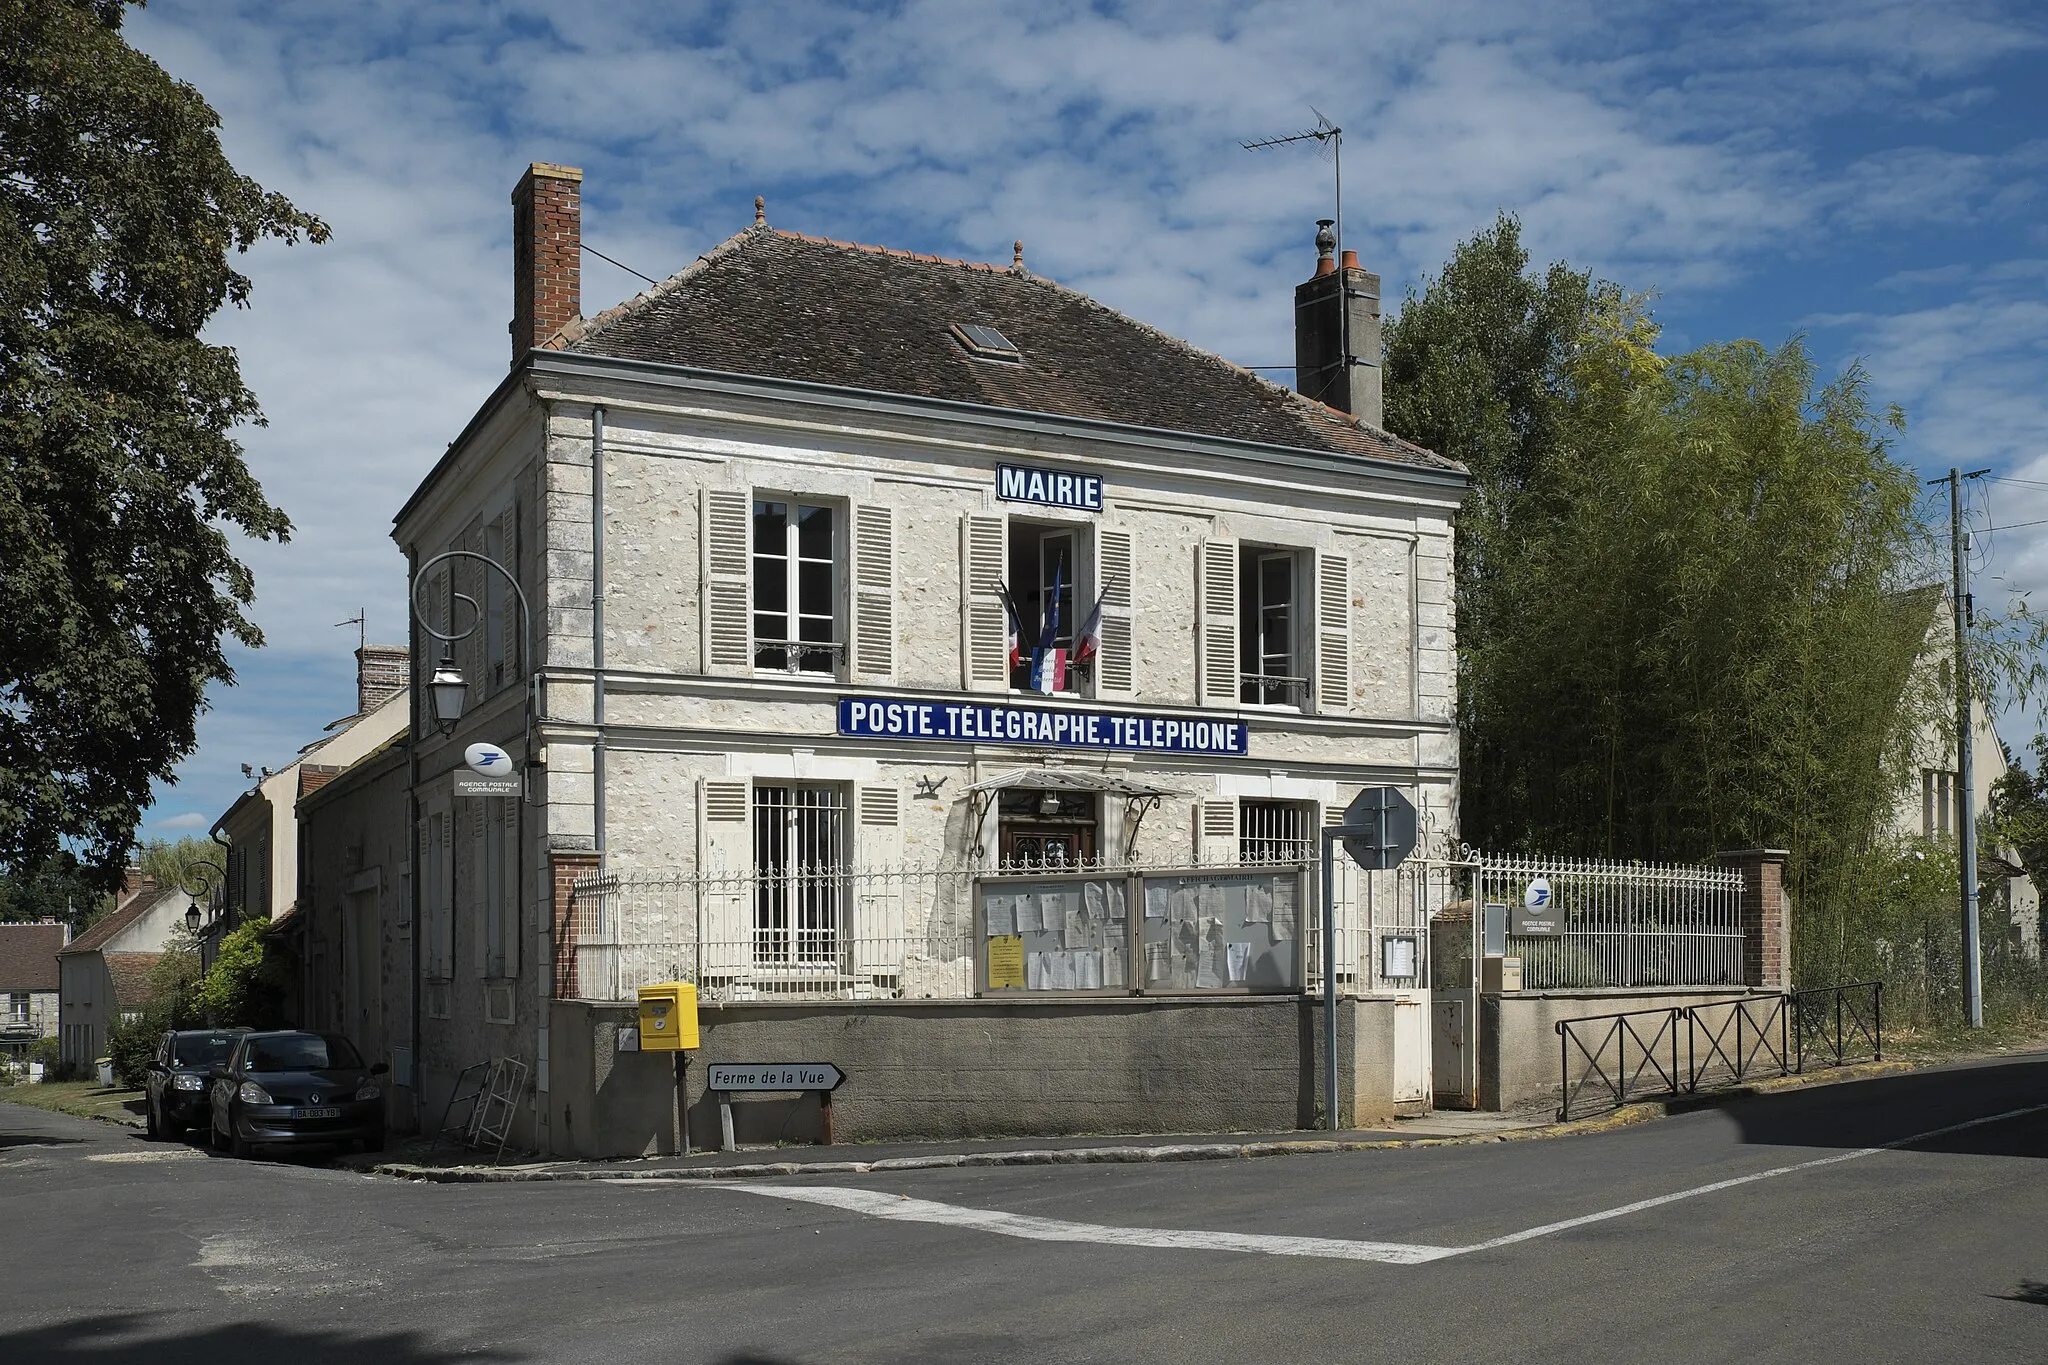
(344, 887), (380, 1050)
(1000, 824), (1096, 869)
(996, 788), (1099, 870)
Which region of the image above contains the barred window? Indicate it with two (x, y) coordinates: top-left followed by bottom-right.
(1239, 799), (1313, 864)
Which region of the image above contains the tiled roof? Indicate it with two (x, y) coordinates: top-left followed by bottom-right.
(59, 885), (173, 956)
(0, 923), (64, 991)
(564, 227), (1457, 473)
(103, 952), (163, 1008)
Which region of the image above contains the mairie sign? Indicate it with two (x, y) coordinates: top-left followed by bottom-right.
(839, 696), (1248, 755)
(996, 463), (1103, 512)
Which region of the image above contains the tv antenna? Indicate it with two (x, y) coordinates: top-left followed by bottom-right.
(336, 609), (365, 652)
(1243, 109), (1349, 405)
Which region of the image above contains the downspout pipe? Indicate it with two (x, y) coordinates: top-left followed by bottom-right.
(592, 406), (607, 861)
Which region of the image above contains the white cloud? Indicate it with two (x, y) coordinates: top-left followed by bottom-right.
(111, 0), (2048, 834)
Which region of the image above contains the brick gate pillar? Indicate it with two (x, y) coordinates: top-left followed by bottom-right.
(1715, 848), (1791, 990)
(550, 850), (601, 998)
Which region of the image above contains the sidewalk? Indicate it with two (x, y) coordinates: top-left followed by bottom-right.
(350, 1055), (1948, 1185)
(348, 1107), (1561, 1184)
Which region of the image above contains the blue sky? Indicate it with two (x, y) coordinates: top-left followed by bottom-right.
(126, 0), (2048, 841)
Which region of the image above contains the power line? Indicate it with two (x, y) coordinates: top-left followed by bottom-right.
(583, 242), (659, 285)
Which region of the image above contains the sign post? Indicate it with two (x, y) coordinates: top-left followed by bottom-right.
(704, 1063), (848, 1150)
(1321, 789), (1419, 1131)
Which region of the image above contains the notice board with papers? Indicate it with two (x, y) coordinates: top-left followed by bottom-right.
(1138, 868), (1305, 993)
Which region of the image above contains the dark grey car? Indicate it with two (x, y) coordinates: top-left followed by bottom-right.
(144, 1028), (247, 1139)
(208, 1030), (387, 1158)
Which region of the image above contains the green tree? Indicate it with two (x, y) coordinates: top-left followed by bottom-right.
(135, 835), (224, 900)
(192, 918), (293, 1028)
(0, 851), (107, 925)
(0, 0), (326, 889)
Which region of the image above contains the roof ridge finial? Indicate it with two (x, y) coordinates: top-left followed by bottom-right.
(1013, 240), (1024, 270)
(754, 195), (766, 227)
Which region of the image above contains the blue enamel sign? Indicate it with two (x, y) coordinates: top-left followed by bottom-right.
(996, 464), (1103, 512)
(838, 697), (1247, 755)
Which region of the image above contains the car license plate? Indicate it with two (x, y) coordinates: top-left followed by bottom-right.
(292, 1107), (341, 1120)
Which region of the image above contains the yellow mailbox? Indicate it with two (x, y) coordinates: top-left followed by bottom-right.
(636, 981), (700, 1051)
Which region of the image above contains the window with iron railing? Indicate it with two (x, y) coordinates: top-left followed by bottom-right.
(753, 500), (844, 675)
(1239, 547), (1309, 707)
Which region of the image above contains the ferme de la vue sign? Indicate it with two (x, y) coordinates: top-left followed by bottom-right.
(996, 463), (1103, 512)
(839, 696), (1248, 755)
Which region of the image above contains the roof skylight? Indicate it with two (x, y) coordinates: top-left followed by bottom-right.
(950, 322), (1022, 363)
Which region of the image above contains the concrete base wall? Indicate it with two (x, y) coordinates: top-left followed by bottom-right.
(1480, 988), (1778, 1112)
(546, 996), (1403, 1159)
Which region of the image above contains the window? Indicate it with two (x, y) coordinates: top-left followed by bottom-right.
(753, 500), (842, 674)
(1239, 547), (1305, 706)
(422, 807), (452, 981)
(752, 785), (848, 967)
(1008, 521), (1084, 693)
(1923, 769), (1956, 838)
(1239, 800), (1314, 864)
(243, 1033), (363, 1072)
(481, 796), (517, 979)
(7, 993), (27, 1023)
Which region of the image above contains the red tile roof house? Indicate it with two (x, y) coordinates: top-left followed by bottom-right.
(0, 922), (66, 1057)
(55, 877), (195, 1073)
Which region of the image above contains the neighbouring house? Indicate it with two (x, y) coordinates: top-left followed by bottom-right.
(296, 724), (415, 1128)
(0, 922), (66, 1058)
(311, 162), (1468, 1156)
(205, 644), (410, 964)
(56, 877), (195, 1070)
(1889, 590), (2042, 960)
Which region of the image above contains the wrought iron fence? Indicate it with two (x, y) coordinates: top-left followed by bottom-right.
(1477, 853), (1745, 989)
(562, 853), (1475, 1004)
(1556, 982), (1886, 1120)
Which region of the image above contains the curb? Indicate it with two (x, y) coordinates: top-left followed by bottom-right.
(361, 1056), (1921, 1186)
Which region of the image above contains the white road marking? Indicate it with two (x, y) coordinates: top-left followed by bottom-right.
(694, 1101), (2048, 1265)
(86, 1149), (203, 1163)
(716, 1183), (1458, 1264)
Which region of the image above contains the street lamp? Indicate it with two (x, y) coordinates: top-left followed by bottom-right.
(184, 903), (201, 934)
(407, 548), (536, 757)
(427, 653), (469, 734)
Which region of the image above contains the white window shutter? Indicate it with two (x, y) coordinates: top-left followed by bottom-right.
(1195, 538), (1239, 707)
(497, 505), (522, 685)
(1094, 527), (1136, 698)
(852, 503), (896, 681)
(459, 525), (487, 690)
(855, 784), (905, 977)
(701, 489), (752, 676)
(1195, 799), (1238, 864)
(698, 779), (751, 979)
(1315, 551), (1351, 715)
(961, 514), (1009, 692)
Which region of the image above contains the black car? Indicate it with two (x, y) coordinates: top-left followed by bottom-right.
(144, 1028), (247, 1139)
(208, 1030), (388, 1158)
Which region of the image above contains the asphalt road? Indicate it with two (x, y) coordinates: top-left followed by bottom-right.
(4, 1055), (2045, 1365)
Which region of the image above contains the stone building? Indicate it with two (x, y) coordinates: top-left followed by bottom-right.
(56, 878), (193, 1071)
(380, 164), (1467, 1154)
(0, 922), (65, 1059)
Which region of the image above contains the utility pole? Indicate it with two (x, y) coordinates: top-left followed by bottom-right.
(1939, 467), (1989, 1028)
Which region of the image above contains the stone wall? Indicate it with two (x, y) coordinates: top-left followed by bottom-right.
(544, 995), (1412, 1158)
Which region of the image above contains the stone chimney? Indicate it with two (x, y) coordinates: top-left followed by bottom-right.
(355, 644), (409, 716)
(511, 162), (582, 367)
(1293, 220), (1383, 427)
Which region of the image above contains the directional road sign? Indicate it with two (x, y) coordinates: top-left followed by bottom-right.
(705, 1063), (846, 1092)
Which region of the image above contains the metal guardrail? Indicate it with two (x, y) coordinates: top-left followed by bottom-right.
(1555, 1006), (1685, 1122)
(1557, 982), (1885, 1120)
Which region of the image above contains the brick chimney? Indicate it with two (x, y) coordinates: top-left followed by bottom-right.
(511, 162), (582, 367)
(355, 644), (409, 716)
(1293, 220), (1383, 427)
